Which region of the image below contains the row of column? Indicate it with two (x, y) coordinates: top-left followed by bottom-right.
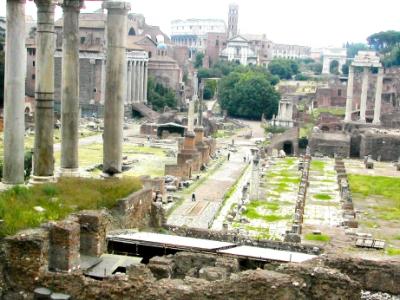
(3, 0), (131, 184)
(344, 66), (384, 125)
(126, 59), (148, 104)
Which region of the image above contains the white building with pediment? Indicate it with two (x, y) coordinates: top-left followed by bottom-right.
(220, 35), (257, 65)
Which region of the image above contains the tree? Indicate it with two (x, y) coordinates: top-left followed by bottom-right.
(345, 42), (369, 58)
(341, 63), (349, 75)
(310, 62), (323, 74)
(383, 46), (400, 67)
(147, 77), (177, 112)
(203, 79), (217, 100)
(267, 59), (299, 80)
(367, 30), (400, 53)
(218, 71), (279, 120)
(194, 52), (204, 68)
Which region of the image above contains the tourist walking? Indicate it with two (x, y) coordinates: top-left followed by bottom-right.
(228, 153), (230, 161)
(192, 193), (196, 202)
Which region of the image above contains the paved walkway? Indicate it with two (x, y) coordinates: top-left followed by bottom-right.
(167, 148), (250, 229)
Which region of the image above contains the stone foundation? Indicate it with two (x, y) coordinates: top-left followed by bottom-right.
(309, 132), (350, 157)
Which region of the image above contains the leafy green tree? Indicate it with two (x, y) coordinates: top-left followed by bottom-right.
(342, 63), (349, 75)
(267, 59), (299, 80)
(310, 62), (323, 74)
(203, 79), (217, 100)
(383, 46), (400, 67)
(345, 42), (369, 58)
(367, 30), (400, 53)
(218, 71), (279, 120)
(194, 52), (204, 68)
(147, 77), (177, 112)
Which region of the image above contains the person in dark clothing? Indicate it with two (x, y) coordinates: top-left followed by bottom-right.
(192, 193), (196, 202)
(227, 153), (230, 161)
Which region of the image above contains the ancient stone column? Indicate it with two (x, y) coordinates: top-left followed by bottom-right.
(2, 0), (26, 185)
(139, 60), (144, 102)
(359, 67), (369, 123)
(102, 1), (130, 175)
(126, 61), (132, 104)
(373, 67), (384, 125)
(143, 61), (148, 103)
(33, 0), (56, 180)
(134, 60), (140, 102)
(344, 65), (354, 122)
(60, 0), (83, 177)
(130, 60), (135, 103)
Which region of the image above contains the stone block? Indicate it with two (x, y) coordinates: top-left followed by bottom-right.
(174, 252), (216, 276)
(148, 256), (174, 279)
(77, 210), (110, 257)
(198, 266), (227, 281)
(49, 220), (80, 272)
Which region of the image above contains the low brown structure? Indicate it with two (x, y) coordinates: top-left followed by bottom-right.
(309, 132), (351, 158)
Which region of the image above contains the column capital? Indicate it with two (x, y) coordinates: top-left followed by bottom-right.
(60, 0), (84, 10)
(102, 1), (131, 12)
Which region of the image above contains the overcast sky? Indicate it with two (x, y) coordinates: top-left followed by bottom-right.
(1, 0), (399, 48)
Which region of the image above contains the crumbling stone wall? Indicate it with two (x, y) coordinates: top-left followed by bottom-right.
(111, 188), (153, 229)
(360, 132), (400, 161)
(309, 132), (350, 158)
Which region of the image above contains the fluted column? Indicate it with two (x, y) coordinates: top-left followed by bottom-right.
(359, 67), (369, 123)
(131, 60), (137, 103)
(102, 1), (130, 175)
(126, 61), (132, 104)
(60, 0), (83, 177)
(33, 0), (55, 180)
(138, 60), (144, 102)
(2, 0), (26, 184)
(373, 67), (384, 125)
(344, 65), (354, 122)
(143, 61), (148, 103)
(134, 60), (140, 102)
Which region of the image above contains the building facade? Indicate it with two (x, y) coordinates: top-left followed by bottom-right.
(220, 35), (257, 65)
(272, 43), (311, 59)
(170, 19), (226, 54)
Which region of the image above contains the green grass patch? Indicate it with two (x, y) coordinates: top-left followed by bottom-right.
(311, 160), (326, 172)
(313, 107), (345, 118)
(304, 233), (331, 242)
(313, 193), (332, 200)
(0, 177), (142, 237)
(349, 175), (400, 221)
(386, 247), (400, 256)
(244, 201), (292, 223)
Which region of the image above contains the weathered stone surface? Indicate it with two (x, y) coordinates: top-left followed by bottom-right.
(148, 256), (174, 279)
(174, 252), (217, 277)
(198, 266), (227, 281)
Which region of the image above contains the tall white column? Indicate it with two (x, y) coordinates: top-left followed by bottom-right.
(139, 60), (144, 102)
(126, 61), (131, 104)
(143, 61), (148, 103)
(2, 0), (26, 184)
(134, 60), (140, 102)
(100, 59), (106, 105)
(130, 60), (135, 103)
(33, 0), (55, 179)
(373, 67), (384, 125)
(344, 65), (354, 122)
(60, 0), (83, 177)
(102, 1), (130, 175)
(359, 67), (369, 123)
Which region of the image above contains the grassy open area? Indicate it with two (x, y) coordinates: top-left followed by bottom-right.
(304, 233), (331, 242)
(313, 193), (332, 200)
(244, 200), (292, 223)
(311, 160), (326, 172)
(312, 107), (345, 118)
(349, 174), (400, 221)
(0, 177), (142, 237)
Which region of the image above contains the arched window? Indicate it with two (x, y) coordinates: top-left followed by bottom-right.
(128, 27), (136, 36)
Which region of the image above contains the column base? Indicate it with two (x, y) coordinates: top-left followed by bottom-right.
(100, 172), (122, 179)
(59, 168), (80, 178)
(372, 120), (381, 125)
(0, 182), (19, 191)
(29, 175), (56, 185)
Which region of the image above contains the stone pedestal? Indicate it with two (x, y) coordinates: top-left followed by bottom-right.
(33, 0), (55, 179)
(102, 1), (130, 175)
(373, 68), (384, 125)
(359, 67), (369, 123)
(344, 66), (354, 122)
(60, 0), (83, 177)
(2, 0), (26, 185)
(195, 127), (210, 165)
